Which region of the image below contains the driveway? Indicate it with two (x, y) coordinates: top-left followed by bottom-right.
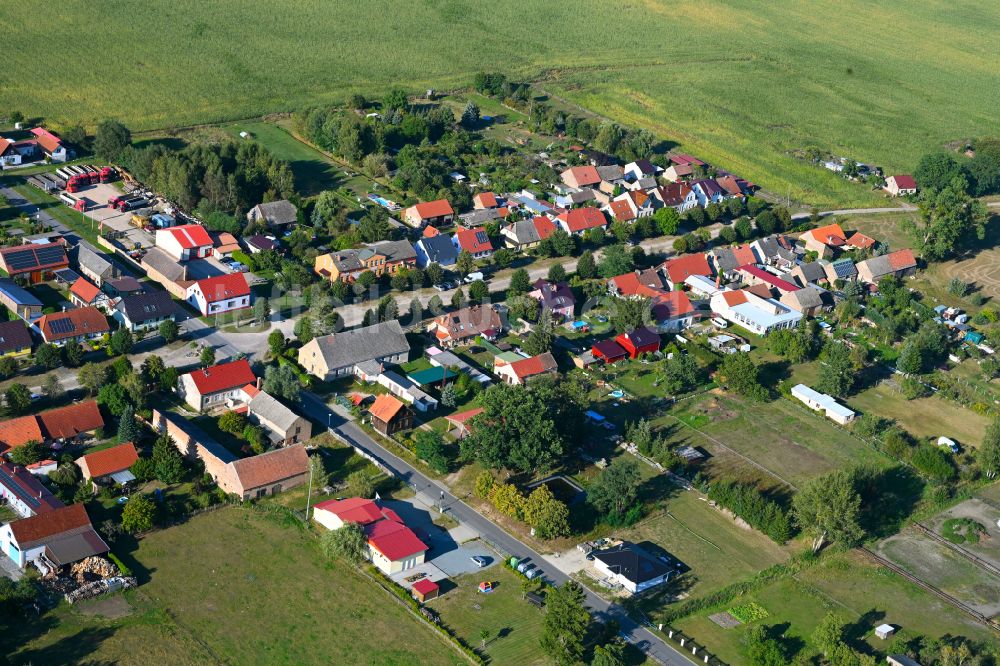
(381, 498), (497, 577)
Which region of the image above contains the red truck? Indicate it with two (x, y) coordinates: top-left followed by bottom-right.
(99, 167), (118, 183)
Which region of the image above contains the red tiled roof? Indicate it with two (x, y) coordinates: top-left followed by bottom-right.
(446, 407), (484, 425)
(195, 273), (250, 303)
(532, 216), (557, 240)
(557, 207), (606, 232)
(366, 519), (428, 561)
(804, 223), (846, 246)
(39, 401), (104, 440)
(562, 166), (601, 187)
(890, 175), (917, 190)
(70, 277), (102, 304)
(508, 352), (557, 379)
(0, 415), (44, 451)
(412, 199), (454, 220)
(369, 394), (406, 423)
(732, 244), (757, 266)
(185, 359), (256, 395)
(422, 226), (440, 238)
(474, 192), (499, 208)
(0, 138), (14, 156)
(738, 264), (800, 293)
(722, 290), (749, 307)
(164, 224), (213, 249)
(664, 254), (712, 283)
(656, 182), (693, 206)
(887, 248), (917, 270)
(314, 497), (384, 525)
(29, 127), (63, 154)
(0, 461), (61, 513)
(455, 227), (494, 254)
(609, 199), (636, 221)
(77, 442), (138, 478)
(651, 290), (695, 319)
(9, 503), (92, 547)
(38, 307), (109, 343)
(229, 444), (308, 491)
(716, 175), (744, 197)
(670, 153), (706, 167)
(846, 232), (876, 250)
(0, 242), (68, 275)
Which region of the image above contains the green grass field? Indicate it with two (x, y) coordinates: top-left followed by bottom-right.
(624, 488), (793, 602)
(3, 2), (999, 208)
(657, 392), (892, 488)
(5, 507), (465, 666)
(676, 549), (997, 664)
(429, 566), (547, 665)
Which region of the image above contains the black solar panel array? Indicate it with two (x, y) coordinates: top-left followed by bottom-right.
(48, 317), (76, 335)
(475, 231), (488, 244)
(3, 249), (38, 271)
(35, 246), (65, 266)
(0, 467), (40, 508)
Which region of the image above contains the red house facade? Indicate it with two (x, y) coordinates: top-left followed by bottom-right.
(592, 339), (628, 363)
(615, 328), (661, 359)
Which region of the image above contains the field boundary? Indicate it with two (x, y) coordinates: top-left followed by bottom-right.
(860, 547), (1000, 631)
(911, 522), (1000, 578)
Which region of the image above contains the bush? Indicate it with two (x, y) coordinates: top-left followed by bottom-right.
(708, 479), (793, 543)
(107, 552), (132, 576)
(911, 444), (957, 481)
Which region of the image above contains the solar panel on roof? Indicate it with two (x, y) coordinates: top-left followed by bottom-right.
(54, 268), (81, 283)
(0, 467), (40, 507)
(475, 231), (488, 244)
(34, 246), (65, 266)
(3, 249), (38, 271)
(48, 318), (76, 335)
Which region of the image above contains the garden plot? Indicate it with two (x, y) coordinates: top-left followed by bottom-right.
(923, 498), (1000, 572)
(877, 527), (1000, 618)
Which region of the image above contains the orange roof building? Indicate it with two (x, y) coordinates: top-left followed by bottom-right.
(368, 394), (412, 436)
(76, 442), (139, 482)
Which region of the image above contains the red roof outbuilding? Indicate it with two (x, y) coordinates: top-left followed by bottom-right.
(592, 339), (628, 363)
(615, 328), (661, 359)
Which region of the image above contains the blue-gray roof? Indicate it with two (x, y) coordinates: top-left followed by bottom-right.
(0, 278), (42, 307)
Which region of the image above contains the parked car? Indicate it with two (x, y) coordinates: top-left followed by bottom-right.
(471, 555), (488, 568)
(464, 271), (484, 284)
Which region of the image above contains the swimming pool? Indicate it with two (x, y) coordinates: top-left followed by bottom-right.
(609, 389), (625, 399)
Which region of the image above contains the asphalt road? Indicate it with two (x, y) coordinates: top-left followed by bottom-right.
(300, 392), (694, 666)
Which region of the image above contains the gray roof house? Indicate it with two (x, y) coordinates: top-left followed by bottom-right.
(297, 320), (410, 380)
(780, 285), (826, 315)
(415, 235), (459, 268)
(821, 258), (858, 282)
(246, 389), (311, 447)
(790, 261), (827, 287)
(73, 245), (119, 286)
(114, 290), (177, 332)
(458, 208), (502, 228)
(247, 200), (298, 228)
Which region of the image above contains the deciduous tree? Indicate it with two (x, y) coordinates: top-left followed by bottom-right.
(540, 581), (590, 666)
(793, 470), (864, 552)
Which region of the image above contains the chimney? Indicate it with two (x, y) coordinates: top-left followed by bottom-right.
(256, 377), (262, 389)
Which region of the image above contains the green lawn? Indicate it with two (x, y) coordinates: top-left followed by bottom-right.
(846, 379), (991, 447)
(7, 183), (104, 247)
(7, 507), (465, 666)
(223, 121), (345, 196)
(429, 566), (547, 665)
(675, 549), (997, 665)
(3, 2), (998, 209)
(624, 488), (793, 605)
(656, 392), (892, 488)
